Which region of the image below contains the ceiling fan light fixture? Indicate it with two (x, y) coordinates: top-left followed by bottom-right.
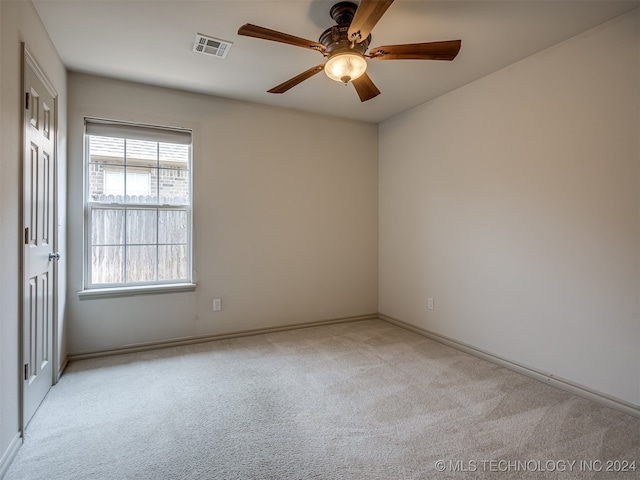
(237, 1), (461, 101)
(324, 51), (367, 84)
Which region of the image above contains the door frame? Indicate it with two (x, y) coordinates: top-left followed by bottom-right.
(20, 44), (59, 436)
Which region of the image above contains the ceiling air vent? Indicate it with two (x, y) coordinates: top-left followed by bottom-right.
(193, 34), (232, 59)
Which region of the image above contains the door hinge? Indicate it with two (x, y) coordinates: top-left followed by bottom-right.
(24, 363), (29, 381)
(25, 92), (30, 110)
(24, 227), (29, 245)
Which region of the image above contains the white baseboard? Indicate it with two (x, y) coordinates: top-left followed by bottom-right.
(66, 311), (640, 419)
(379, 313), (640, 419)
(0, 432), (21, 479)
(68, 314), (379, 361)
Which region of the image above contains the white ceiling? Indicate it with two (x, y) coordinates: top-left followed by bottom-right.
(33, 0), (639, 123)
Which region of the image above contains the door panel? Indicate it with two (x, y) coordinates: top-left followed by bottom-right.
(23, 49), (57, 427)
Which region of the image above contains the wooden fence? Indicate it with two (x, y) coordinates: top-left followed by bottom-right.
(91, 200), (188, 284)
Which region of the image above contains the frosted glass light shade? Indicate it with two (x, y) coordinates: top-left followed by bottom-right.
(325, 52), (367, 84)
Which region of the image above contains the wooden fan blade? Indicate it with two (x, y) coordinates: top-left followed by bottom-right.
(268, 65), (325, 94)
(352, 72), (381, 102)
(348, 0), (395, 43)
(238, 24), (325, 53)
(369, 40), (462, 61)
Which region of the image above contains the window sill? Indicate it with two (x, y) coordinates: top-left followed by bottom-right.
(78, 283), (197, 300)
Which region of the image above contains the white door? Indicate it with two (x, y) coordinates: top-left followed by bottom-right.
(22, 48), (58, 427)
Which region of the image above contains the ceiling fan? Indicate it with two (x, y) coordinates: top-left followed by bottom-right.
(237, 0), (461, 102)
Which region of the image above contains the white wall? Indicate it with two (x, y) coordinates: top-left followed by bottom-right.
(379, 10), (640, 406)
(3, 10), (635, 476)
(67, 73), (379, 355)
(0, 0), (67, 473)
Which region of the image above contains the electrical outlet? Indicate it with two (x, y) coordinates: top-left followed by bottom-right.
(213, 298), (221, 312)
(428, 297), (434, 310)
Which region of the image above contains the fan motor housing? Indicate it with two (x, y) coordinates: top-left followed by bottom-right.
(319, 25), (370, 56)
(319, 1), (371, 56)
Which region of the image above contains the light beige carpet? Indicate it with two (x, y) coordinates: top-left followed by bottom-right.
(5, 319), (639, 479)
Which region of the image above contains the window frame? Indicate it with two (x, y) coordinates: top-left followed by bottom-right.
(81, 118), (195, 296)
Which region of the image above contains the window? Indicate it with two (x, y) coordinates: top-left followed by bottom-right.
(84, 119), (193, 292)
